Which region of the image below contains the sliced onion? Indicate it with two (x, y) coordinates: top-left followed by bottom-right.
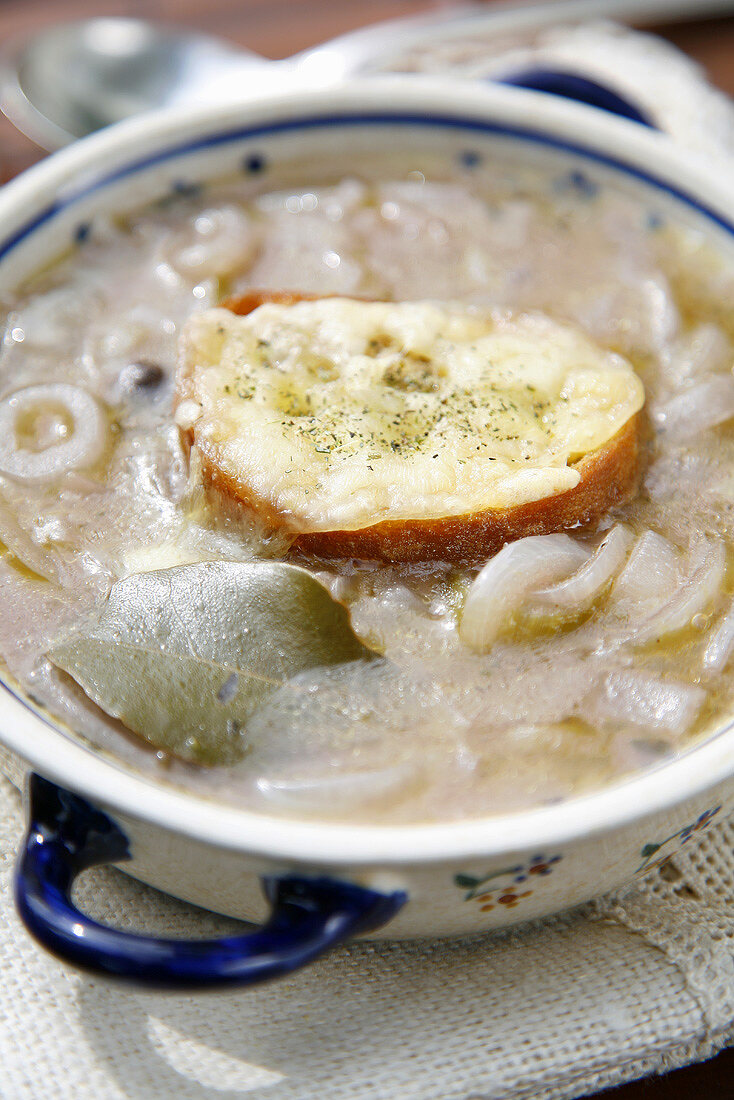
(663, 323), (732, 386)
(534, 525), (634, 611)
(611, 531), (681, 605)
(652, 375), (734, 443)
(0, 384), (106, 482)
(460, 534), (589, 652)
(255, 764), (416, 812)
(0, 490), (60, 582)
(171, 205), (258, 279)
(703, 599), (734, 672)
(631, 539), (726, 646)
(590, 669), (706, 735)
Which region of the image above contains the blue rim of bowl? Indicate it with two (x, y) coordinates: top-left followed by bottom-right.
(1, 111), (734, 263)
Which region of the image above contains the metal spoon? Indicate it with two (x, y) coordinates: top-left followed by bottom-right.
(0, 18), (285, 151)
(2, 1), (734, 151)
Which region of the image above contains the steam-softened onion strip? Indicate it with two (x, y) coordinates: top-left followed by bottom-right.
(632, 539), (726, 646)
(460, 533), (590, 652)
(534, 524), (634, 610)
(596, 669), (706, 735)
(611, 530), (681, 604)
(0, 487), (61, 582)
(0, 384), (106, 482)
(653, 375), (734, 442)
(255, 763), (416, 810)
(703, 599), (734, 672)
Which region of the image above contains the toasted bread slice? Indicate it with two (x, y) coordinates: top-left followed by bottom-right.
(176, 291), (645, 563)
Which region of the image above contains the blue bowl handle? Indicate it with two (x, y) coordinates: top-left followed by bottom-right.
(499, 68), (655, 128)
(15, 774), (406, 988)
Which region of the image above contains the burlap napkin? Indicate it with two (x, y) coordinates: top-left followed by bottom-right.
(2, 17), (734, 1100)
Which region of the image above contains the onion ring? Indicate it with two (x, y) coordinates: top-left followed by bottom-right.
(0, 384), (106, 482)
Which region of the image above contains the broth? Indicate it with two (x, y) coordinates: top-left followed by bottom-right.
(0, 149), (733, 823)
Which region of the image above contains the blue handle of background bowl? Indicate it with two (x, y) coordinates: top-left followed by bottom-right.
(15, 774), (406, 988)
(498, 68), (655, 128)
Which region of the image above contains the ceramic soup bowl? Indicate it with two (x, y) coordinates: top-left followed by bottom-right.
(0, 77), (732, 988)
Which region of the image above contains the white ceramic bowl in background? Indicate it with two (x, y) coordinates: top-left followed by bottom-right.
(1, 77), (733, 986)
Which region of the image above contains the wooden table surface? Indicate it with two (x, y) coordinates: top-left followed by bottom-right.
(1, 1), (733, 1096)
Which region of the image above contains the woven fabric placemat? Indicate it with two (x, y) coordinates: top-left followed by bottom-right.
(2, 762), (734, 1100)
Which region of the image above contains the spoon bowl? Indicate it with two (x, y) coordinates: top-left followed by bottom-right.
(0, 17), (273, 150)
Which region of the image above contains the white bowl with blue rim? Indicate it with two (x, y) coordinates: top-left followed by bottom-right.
(1, 75), (733, 989)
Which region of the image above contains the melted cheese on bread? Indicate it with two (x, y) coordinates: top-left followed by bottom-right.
(177, 299), (644, 533)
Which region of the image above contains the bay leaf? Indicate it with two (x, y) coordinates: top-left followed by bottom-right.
(49, 560), (372, 765)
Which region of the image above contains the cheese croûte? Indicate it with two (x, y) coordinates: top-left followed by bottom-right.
(176, 296), (645, 561)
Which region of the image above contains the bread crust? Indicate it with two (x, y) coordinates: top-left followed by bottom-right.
(221, 290), (325, 313)
(178, 291), (645, 564)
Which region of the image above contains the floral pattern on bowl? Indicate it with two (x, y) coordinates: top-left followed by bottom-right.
(636, 805), (722, 875)
(454, 854), (563, 911)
